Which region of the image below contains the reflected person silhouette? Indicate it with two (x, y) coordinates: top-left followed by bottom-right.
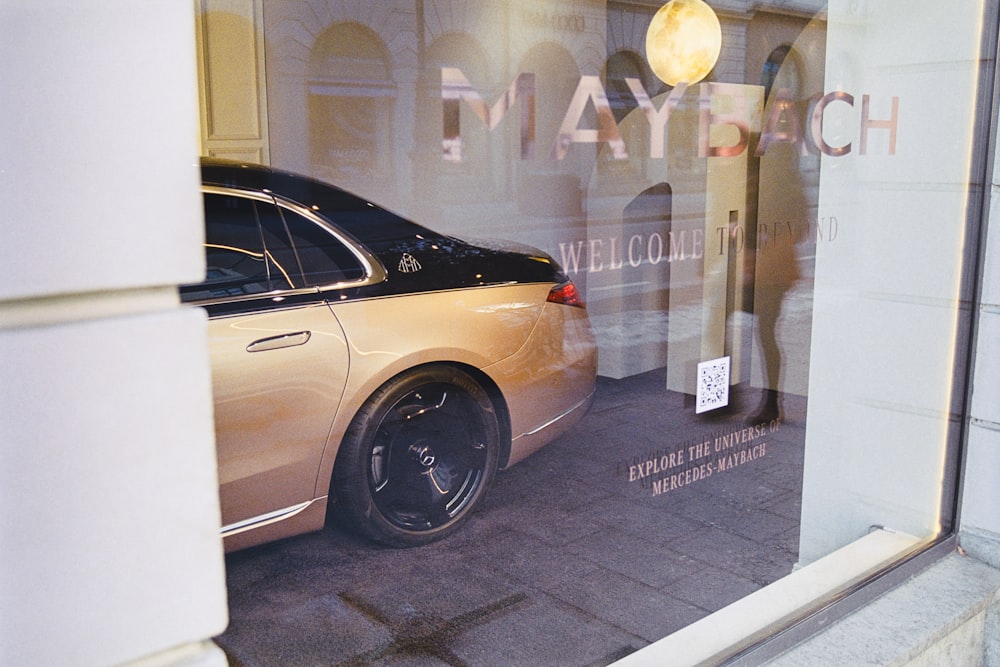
(748, 140), (805, 424)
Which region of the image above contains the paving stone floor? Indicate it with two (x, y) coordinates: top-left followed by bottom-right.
(216, 371), (807, 667)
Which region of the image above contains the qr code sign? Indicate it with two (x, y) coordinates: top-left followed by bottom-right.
(696, 356), (730, 414)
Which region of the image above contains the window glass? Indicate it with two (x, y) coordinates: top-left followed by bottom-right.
(181, 192), (294, 301)
(200, 0), (990, 664)
(182, 193), (366, 302)
(267, 205), (365, 287)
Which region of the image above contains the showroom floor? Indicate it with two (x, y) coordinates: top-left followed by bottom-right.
(216, 371), (806, 667)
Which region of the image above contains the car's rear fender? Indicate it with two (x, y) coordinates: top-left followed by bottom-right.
(483, 299), (598, 466)
(313, 283), (549, 496)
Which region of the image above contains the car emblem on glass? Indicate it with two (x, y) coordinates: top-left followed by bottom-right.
(398, 253), (422, 273)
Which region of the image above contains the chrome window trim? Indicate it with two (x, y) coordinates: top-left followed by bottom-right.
(183, 185), (388, 307)
(182, 285), (324, 308)
(268, 191), (389, 286)
(220, 499), (323, 538)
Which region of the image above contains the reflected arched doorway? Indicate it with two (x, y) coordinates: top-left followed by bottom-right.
(516, 42), (583, 218)
(622, 181), (673, 316)
(601, 49), (663, 185)
(307, 23), (395, 188)
(605, 49), (662, 123)
(417, 32), (494, 208)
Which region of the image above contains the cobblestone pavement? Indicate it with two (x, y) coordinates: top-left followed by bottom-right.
(216, 371), (806, 667)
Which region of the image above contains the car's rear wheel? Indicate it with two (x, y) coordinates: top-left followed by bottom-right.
(333, 365), (500, 547)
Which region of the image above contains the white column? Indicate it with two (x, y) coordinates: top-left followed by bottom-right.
(0, 2), (228, 666)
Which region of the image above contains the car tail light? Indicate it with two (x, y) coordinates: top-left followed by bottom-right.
(547, 280), (585, 308)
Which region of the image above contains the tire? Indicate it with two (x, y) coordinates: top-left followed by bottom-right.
(333, 365), (501, 547)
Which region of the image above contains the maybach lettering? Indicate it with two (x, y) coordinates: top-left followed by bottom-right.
(442, 68), (900, 162)
(716, 442), (767, 471)
(714, 422), (768, 452)
(559, 229), (704, 274)
(556, 217), (839, 275)
(650, 442), (767, 497)
(628, 448), (686, 482)
(623, 422), (778, 497)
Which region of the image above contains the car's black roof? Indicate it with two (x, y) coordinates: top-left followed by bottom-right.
(198, 158), (566, 297)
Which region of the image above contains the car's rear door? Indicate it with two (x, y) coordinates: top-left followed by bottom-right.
(183, 189), (356, 531)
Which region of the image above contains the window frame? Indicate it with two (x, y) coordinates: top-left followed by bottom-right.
(181, 185), (388, 308)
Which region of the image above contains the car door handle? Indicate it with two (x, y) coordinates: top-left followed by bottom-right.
(246, 331), (312, 353)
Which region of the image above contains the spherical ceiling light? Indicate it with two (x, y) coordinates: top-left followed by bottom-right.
(645, 0), (722, 87)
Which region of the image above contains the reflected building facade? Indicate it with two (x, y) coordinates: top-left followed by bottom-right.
(194, 0), (989, 661)
(200, 0), (825, 396)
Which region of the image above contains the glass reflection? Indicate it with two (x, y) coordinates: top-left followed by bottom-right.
(198, 0), (977, 663)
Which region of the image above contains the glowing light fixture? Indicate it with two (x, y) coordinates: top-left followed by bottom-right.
(645, 0), (722, 86)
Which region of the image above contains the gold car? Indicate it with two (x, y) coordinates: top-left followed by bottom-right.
(183, 159), (597, 550)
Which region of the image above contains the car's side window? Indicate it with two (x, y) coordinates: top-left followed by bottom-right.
(181, 191), (370, 303)
(265, 205), (366, 287)
(181, 192), (297, 302)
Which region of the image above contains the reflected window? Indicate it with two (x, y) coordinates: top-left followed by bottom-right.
(515, 42), (586, 215)
(606, 49), (655, 123)
(601, 49), (662, 183)
(308, 23), (395, 186)
(762, 44), (799, 99)
(418, 32), (494, 205)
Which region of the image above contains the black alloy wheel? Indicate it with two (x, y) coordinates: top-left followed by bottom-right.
(333, 365), (501, 547)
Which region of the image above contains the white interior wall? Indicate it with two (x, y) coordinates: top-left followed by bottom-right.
(0, 2), (228, 665)
(798, 0), (988, 563)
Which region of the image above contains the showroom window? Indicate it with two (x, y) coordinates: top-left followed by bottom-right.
(196, 0), (994, 664)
